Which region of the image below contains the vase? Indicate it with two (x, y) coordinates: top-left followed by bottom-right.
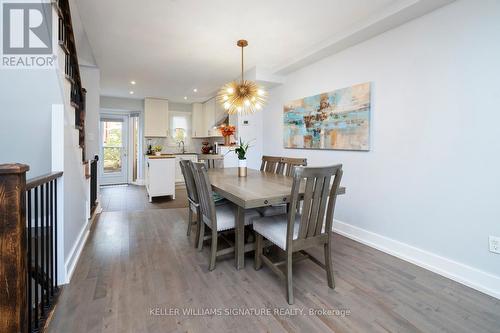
(238, 159), (247, 177)
(155, 152), (161, 156)
(224, 135), (231, 146)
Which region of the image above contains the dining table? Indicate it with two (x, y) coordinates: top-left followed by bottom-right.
(207, 167), (346, 270)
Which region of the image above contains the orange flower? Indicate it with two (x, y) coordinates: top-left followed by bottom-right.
(219, 125), (236, 137)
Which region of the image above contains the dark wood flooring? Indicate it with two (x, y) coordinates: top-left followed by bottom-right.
(47, 208), (500, 333)
(100, 185), (188, 211)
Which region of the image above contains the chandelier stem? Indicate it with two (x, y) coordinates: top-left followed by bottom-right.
(241, 45), (244, 83)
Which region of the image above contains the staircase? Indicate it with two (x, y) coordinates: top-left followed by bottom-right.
(52, 0), (98, 219)
(54, 0), (87, 163)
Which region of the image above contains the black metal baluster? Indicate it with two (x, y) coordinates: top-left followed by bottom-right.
(34, 187), (39, 330)
(50, 180), (54, 297)
(27, 190), (32, 332)
(40, 184), (45, 317)
(45, 183), (50, 306)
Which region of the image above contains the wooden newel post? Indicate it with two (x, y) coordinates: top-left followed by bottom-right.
(0, 164), (30, 333)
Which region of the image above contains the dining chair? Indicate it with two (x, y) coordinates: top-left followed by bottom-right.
(260, 156), (282, 173)
(259, 156), (308, 217)
(179, 160), (200, 244)
(190, 162), (260, 270)
(278, 157), (308, 176)
(253, 164), (343, 304)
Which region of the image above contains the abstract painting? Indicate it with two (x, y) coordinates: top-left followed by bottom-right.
(283, 82), (371, 151)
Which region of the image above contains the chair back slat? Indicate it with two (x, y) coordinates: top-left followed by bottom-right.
(306, 176), (327, 237)
(298, 178), (315, 239)
(260, 156), (282, 173)
(279, 157), (307, 176)
(179, 160), (198, 203)
(190, 162), (217, 230)
(313, 175), (332, 236)
(288, 165), (343, 245)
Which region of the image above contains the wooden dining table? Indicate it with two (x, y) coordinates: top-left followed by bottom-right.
(207, 167), (346, 270)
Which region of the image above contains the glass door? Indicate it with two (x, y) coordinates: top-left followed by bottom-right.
(100, 115), (129, 185)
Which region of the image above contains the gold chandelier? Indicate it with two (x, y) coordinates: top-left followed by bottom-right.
(217, 40), (266, 115)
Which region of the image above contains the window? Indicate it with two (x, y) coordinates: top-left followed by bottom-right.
(169, 111), (191, 146)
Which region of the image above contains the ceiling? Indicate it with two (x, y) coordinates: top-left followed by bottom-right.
(73, 0), (452, 102)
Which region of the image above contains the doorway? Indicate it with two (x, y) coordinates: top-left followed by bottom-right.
(100, 115), (129, 185)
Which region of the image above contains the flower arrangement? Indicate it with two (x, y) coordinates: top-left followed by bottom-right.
(219, 125), (236, 137)
(152, 145), (163, 156)
(219, 125), (236, 145)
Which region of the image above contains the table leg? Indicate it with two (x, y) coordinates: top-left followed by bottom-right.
(235, 206), (245, 270)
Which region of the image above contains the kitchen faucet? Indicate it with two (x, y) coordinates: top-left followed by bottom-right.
(178, 140), (185, 154)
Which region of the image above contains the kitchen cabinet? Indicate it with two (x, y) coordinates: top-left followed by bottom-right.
(204, 97), (216, 136)
(145, 156), (175, 201)
(192, 103), (204, 137)
(144, 98), (169, 137)
(215, 98), (226, 125)
(192, 97), (221, 138)
(174, 154), (198, 183)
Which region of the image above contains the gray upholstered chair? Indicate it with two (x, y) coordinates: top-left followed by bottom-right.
(190, 162), (260, 270)
(260, 155), (282, 173)
(179, 160), (201, 245)
(278, 157), (307, 177)
(258, 156), (307, 217)
(253, 164), (343, 304)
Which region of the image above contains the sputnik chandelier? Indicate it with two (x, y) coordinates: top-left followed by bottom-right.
(217, 40), (266, 115)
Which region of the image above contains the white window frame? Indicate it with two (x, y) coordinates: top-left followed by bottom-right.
(167, 110), (192, 147)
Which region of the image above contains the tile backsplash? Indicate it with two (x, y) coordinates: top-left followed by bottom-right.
(145, 137), (224, 154)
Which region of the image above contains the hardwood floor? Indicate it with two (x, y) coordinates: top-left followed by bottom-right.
(47, 208), (500, 333)
(100, 185), (188, 212)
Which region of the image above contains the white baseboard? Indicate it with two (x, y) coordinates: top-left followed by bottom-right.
(132, 178), (145, 186)
(64, 222), (90, 284)
(333, 219), (500, 300)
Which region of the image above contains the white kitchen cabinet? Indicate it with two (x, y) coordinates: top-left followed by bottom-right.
(144, 98), (169, 137)
(174, 154), (198, 183)
(145, 157), (175, 201)
(191, 98), (222, 138)
(192, 103), (204, 137)
(215, 98), (226, 125)
(204, 97), (216, 136)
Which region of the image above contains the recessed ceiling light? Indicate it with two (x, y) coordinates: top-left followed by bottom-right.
(184, 96), (188, 100)
(129, 91), (134, 95)
(130, 81), (136, 85)
(193, 88), (198, 93)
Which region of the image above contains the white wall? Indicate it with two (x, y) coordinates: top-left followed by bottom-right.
(263, 0), (500, 294)
(81, 66), (101, 160)
(237, 112), (263, 170)
(0, 70), (62, 177)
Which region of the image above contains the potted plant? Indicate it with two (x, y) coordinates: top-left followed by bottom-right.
(152, 145), (163, 156)
(234, 138), (252, 177)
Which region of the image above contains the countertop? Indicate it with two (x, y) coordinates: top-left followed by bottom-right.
(146, 154), (176, 159)
(147, 153), (224, 159)
(198, 154), (224, 160)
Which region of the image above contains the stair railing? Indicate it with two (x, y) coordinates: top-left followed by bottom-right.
(0, 164), (63, 333)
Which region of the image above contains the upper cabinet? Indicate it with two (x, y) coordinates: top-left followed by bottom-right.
(192, 97), (222, 138)
(204, 97), (216, 134)
(192, 103), (204, 137)
(144, 98), (169, 137)
(215, 98), (226, 125)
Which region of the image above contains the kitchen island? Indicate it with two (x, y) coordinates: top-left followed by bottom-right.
(145, 155), (176, 202)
